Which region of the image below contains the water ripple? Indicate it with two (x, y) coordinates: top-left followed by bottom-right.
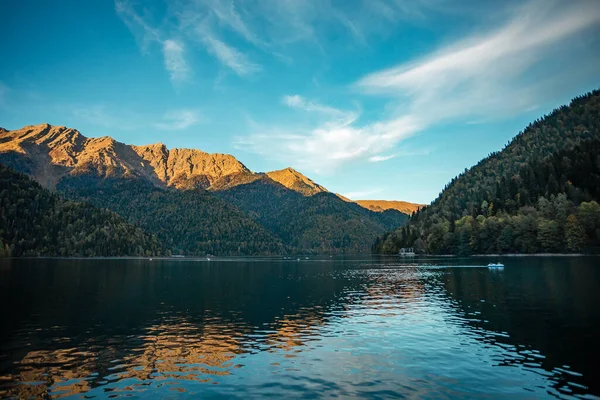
(0, 258), (599, 399)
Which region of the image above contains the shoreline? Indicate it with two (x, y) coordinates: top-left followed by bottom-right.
(1, 253), (597, 261)
(470, 253), (588, 257)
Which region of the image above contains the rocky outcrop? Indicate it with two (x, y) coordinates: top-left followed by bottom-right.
(354, 200), (422, 214)
(266, 167), (328, 196)
(0, 124), (252, 189)
(0, 124), (417, 213)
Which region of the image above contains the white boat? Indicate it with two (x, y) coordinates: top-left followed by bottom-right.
(488, 263), (504, 268)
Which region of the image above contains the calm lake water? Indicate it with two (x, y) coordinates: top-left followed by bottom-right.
(1, 256), (599, 399)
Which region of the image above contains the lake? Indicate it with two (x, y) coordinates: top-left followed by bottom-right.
(0, 256), (599, 399)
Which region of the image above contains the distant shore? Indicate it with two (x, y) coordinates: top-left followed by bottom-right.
(401, 253), (593, 258)
(2, 253), (597, 261)
(471, 253), (588, 257)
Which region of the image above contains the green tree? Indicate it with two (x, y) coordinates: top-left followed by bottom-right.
(578, 201), (600, 235)
(537, 219), (561, 252)
(565, 215), (586, 252)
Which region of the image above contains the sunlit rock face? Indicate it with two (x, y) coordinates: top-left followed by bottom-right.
(0, 124), (418, 212)
(0, 124), (251, 190)
(266, 167), (328, 196)
(353, 200), (422, 214)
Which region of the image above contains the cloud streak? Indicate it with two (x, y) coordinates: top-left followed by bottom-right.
(238, 0), (600, 173)
(115, 0), (191, 84)
(115, 0), (434, 81)
(163, 40), (189, 82)
(200, 35), (260, 76)
(235, 108), (420, 172)
(153, 109), (201, 130)
(357, 0), (600, 121)
(369, 154), (396, 163)
(72, 106), (201, 131)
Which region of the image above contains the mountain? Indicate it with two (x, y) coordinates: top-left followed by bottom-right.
(214, 176), (407, 253)
(336, 194), (422, 214)
(374, 89), (600, 255)
(354, 200), (422, 215)
(0, 164), (165, 257)
(0, 123), (409, 255)
(57, 174), (286, 256)
(266, 167), (328, 196)
(0, 123), (252, 190)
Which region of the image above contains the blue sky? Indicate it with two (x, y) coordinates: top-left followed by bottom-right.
(1, 0), (599, 203)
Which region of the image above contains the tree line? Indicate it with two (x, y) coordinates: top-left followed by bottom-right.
(374, 90), (600, 255)
(0, 164), (165, 257)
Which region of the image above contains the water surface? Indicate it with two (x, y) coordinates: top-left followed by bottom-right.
(0, 256), (599, 399)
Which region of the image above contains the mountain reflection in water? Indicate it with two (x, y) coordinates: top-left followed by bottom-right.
(0, 257), (598, 399)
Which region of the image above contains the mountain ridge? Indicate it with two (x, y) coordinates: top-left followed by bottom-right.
(354, 200), (423, 215)
(0, 123), (410, 255)
(0, 123), (251, 190)
(0, 123), (414, 210)
(265, 167), (328, 196)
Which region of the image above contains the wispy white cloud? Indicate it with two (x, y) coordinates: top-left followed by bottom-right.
(283, 95), (345, 115)
(114, 0), (161, 49)
(115, 0), (191, 83)
(72, 106), (201, 131)
(153, 109), (201, 130)
(115, 0), (435, 81)
(357, 0), (600, 122)
(72, 105), (143, 130)
(162, 40), (189, 83)
(235, 109), (421, 172)
(199, 0), (266, 48)
(238, 0), (600, 173)
(200, 35), (260, 76)
(282, 94), (358, 125)
(369, 154), (396, 163)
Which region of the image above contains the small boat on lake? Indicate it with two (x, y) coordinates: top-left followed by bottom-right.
(488, 263), (504, 268)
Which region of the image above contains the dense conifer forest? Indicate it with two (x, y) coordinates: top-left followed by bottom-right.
(58, 174), (406, 255)
(0, 165), (165, 257)
(58, 175), (286, 256)
(215, 177), (407, 253)
(374, 90), (600, 255)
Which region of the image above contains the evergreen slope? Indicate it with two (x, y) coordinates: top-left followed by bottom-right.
(375, 90), (600, 255)
(57, 174), (285, 256)
(0, 164), (164, 257)
(0, 124), (409, 256)
(215, 177), (408, 253)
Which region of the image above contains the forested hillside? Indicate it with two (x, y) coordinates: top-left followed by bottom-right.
(0, 123), (410, 256)
(59, 174), (406, 255)
(374, 90), (600, 255)
(216, 177), (408, 253)
(0, 164), (164, 257)
(58, 175), (285, 256)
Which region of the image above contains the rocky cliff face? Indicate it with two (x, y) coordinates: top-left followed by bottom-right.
(0, 124), (251, 189)
(266, 167), (328, 196)
(0, 124), (417, 212)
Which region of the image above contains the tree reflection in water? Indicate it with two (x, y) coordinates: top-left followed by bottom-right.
(0, 257), (598, 398)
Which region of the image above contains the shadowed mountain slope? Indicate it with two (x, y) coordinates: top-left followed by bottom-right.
(0, 164), (164, 257)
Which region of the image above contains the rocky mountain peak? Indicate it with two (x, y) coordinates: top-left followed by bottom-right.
(0, 124), (255, 190)
(266, 167), (328, 196)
